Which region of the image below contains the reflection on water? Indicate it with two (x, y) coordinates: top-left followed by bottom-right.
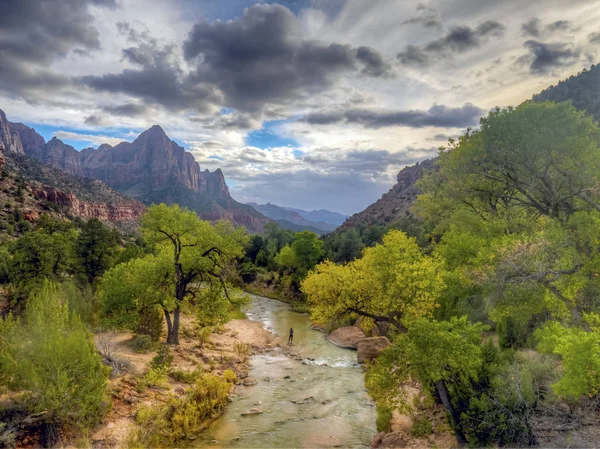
(198, 295), (376, 448)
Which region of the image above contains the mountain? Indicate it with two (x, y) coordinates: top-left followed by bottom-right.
(0, 109), (269, 232)
(338, 159), (436, 231)
(248, 202), (344, 233)
(0, 146), (145, 233)
(339, 65), (600, 234)
(532, 64), (600, 121)
(280, 207), (348, 227)
(275, 219), (327, 235)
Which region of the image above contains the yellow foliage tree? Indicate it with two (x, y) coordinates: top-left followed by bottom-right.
(301, 230), (445, 331)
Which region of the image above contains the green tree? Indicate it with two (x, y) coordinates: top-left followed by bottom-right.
(100, 204), (248, 344)
(4, 217), (76, 301)
(76, 218), (120, 285)
(302, 230), (444, 331)
(0, 281), (108, 446)
(367, 317), (488, 444)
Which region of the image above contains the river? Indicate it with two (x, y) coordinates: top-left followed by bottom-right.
(198, 294), (377, 448)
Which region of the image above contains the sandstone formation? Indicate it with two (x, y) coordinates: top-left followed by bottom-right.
(0, 108), (269, 231)
(327, 326), (366, 349)
(34, 187), (146, 222)
(357, 336), (391, 364)
(339, 158), (436, 230)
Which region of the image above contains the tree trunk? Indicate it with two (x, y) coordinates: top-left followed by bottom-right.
(40, 422), (59, 448)
(435, 379), (467, 446)
(171, 306), (180, 345)
(164, 308), (175, 345)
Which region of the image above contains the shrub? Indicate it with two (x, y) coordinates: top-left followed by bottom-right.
(376, 405), (392, 432)
(222, 369), (237, 383)
(151, 345), (173, 371)
(0, 281), (109, 446)
(196, 326), (212, 348)
(130, 334), (154, 353)
(169, 368), (201, 384)
(410, 418), (433, 437)
(233, 342), (251, 358)
(131, 373), (234, 446)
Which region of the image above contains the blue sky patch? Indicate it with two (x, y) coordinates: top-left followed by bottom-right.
(246, 119), (299, 149)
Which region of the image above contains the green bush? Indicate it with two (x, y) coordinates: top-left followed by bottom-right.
(130, 334), (155, 353)
(410, 418), (433, 437)
(151, 345), (173, 371)
(169, 368), (201, 384)
(0, 281), (109, 445)
(376, 405), (393, 432)
(131, 373), (234, 446)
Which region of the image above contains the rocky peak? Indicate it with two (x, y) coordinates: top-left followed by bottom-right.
(0, 108), (24, 154)
(339, 158), (436, 230)
(10, 122), (46, 157)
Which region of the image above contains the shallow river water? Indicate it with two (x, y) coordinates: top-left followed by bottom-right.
(198, 295), (376, 448)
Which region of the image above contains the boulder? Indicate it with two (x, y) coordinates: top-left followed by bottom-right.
(327, 326), (366, 349)
(241, 408), (263, 416)
(357, 337), (391, 364)
(371, 431), (386, 448)
(381, 433), (407, 448)
(242, 377), (257, 386)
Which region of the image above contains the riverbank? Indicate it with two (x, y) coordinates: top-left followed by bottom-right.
(90, 315), (277, 448)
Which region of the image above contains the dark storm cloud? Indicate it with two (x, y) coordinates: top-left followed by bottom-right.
(84, 114), (109, 126)
(182, 3), (393, 111)
(0, 0), (111, 99)
(102, 102), (152, 116)
(397, 45), (430, 67)
(303, 103), (484, 128)
(82, 67), (221, 112)
(398, 20), (505, 67)
(82, 21), (221, 112)
(356, 47), (393, 77)
(517, 40), (580, 74)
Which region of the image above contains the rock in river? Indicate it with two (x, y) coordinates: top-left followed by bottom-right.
(327, 326), (366, 349)
(241, 408), (263, 416)
(357, 337), (390, 364)
(242, 377), (258, 386)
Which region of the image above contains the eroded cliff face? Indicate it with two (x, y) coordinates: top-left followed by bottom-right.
(0, 110), (24, 154)
(34, 187), (146, 222)
(339, 158), (437, 230)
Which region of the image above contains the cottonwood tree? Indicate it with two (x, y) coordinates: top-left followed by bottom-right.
(367, 317), (487, 445)
(100, 204), (247, 344)
(302, 230), (444, 332)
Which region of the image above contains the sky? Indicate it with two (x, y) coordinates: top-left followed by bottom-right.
(1, 0), (600, 215)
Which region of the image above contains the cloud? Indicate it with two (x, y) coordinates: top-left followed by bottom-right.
(589, 32), (600, 44)
(398, 20), (505, 67)
(522, 17), (572, 38)
(517, 40), (580, 74)
(102, 102), (153, 116)
(53, 131), (127, 147)
(521, 18), (541, 37)
(546, 20), (571, 33)
(302, 103), (484, 128)
(397, 45), (430, 67)
(84, 114), (110, 126)
(0, 0), (113, 101)
(182, 4), (393, 112)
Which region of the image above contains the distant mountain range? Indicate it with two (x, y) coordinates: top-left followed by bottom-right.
(0, 109), (269, 232)
(339, 65), (600, 234)
(248, 202), (348, 234)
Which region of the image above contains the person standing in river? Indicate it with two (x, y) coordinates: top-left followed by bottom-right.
(288, 328), (294, 345)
